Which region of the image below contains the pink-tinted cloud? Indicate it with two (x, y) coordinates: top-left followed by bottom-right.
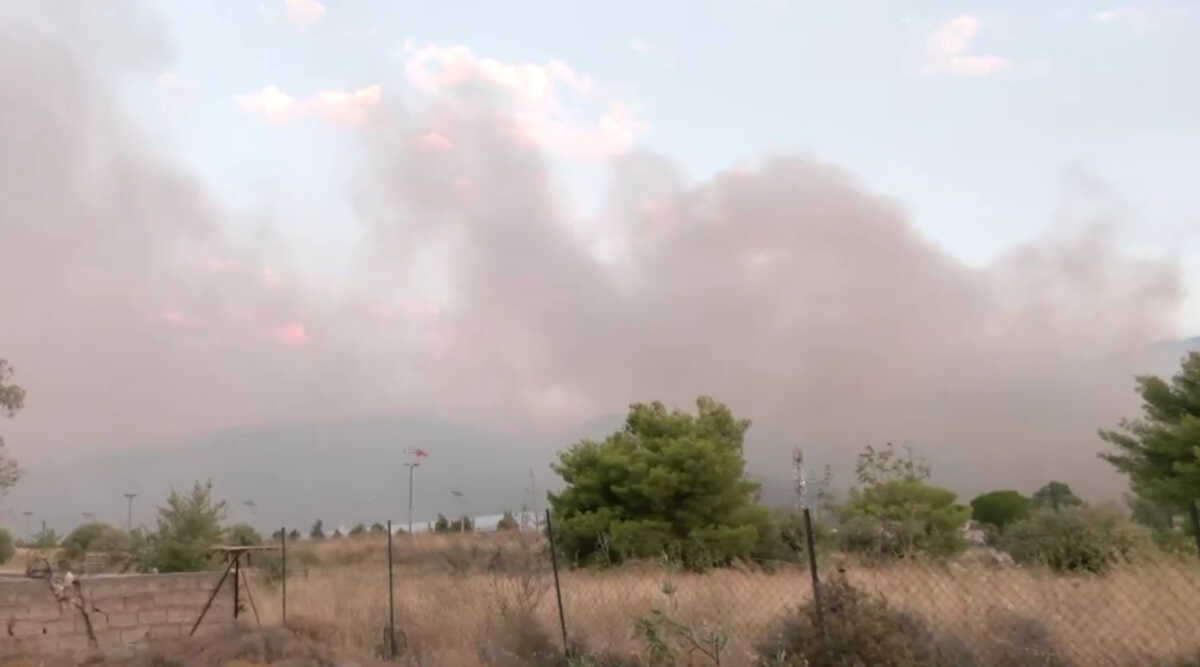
(270, 323), (310, 346)
(922, 15), (1011, 77)
(413, 131), (454, 152)
(400, 42), (639, 159)
(284, 0), (325, 30)
(235, 85), (297, 124)
(235, 84), (381, 126)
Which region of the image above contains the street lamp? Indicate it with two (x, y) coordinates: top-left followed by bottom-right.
(123, 493), (138, 532)
(403, 462), (419, 534)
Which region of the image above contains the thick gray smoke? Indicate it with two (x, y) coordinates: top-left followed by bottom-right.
(0, 2), (1186, 508)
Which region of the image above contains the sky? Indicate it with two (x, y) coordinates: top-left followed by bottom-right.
(1, 0), (1199, 529)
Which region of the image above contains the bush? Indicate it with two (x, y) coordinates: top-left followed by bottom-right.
(970, 490), (1033, 530)
(1000, 505), (1151, 573)
(755, 577), (1067, 666)
(756, 577), (952, 666)
(349, 523), (366, 537)
(497, 512), (519, 531)
(149, 480), (227, 572)
(61, 522), (129, 561)
(225, 523), (263, 546)
(0, 528), (13, 564)
(839, 480), (970, 557)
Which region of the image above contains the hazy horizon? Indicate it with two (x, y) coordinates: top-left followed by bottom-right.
(1, 2), (1198, 536)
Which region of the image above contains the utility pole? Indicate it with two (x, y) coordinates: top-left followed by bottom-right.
(403, 462), (419, 535)
(124, 493), (137, 532)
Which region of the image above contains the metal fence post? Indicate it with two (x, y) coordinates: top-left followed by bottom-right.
(387, 519), (397, 660)
(281, 525), (287, 626)
(544, 509), (569, 658)
(1190, 500), (1200, 559)
(794, 448), (829, 644)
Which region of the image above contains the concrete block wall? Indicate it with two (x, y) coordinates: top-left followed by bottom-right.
(0, 571), (244, 659)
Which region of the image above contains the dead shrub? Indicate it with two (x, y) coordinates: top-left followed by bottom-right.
(756, 576), (1070, 667)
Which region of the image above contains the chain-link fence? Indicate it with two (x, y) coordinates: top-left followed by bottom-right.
(245, 515), (1200, 667)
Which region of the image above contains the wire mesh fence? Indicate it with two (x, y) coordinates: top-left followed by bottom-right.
(243, 517), (1200, 667)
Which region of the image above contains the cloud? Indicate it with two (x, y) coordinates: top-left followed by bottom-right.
(399, 41), (641, 159)
(235, 84), (381, 126)
(1093, 8), (1121, 23)
(236, 84), (296, 123)
(922, 15), (1011, 77)
(284, 0), (325, 30)
(629, 38), (651, 54)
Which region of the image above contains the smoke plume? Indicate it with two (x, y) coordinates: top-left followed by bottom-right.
(0, 2), (1186, 504)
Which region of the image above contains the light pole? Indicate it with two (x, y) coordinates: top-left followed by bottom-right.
(403, 462), (419, 535)
(450, 490), (466, 532)
(123, 493), (137, 532)
(22, 511), (32, 541)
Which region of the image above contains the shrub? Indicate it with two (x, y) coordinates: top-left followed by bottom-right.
(149, 480), (227, 572)
(61, 522), (129, 561)
(1000, 505), (1151, 573)
(496, 512), (519, 532)
(370, 522), (386, 534)
(756, 576), (952, 666)
(839, 480), (970, 557)
(755, 578), (1067, 666)
(225, 523), (263, 546)
(349, 523), (366, 537)
(0, 528), (13, 564)
(970, 490), (1033, 530)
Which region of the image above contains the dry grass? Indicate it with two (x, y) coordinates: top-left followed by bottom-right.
(240, 533), (1200, 666)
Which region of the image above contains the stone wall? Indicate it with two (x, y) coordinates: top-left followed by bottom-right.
(0, 571), (244, 659)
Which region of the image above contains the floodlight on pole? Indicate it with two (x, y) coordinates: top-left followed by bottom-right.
(403, 448), (429, 535)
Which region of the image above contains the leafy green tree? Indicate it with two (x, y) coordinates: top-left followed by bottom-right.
(497, 511), (519, 531)
(0, 359), (25, 494)
(839, 480), (970, 556)
(970, 490), (1033, 530)
(1031, 481), (1083, 511)
(310, 520), (325, 540)
(150, 480), (226, 572)
(289, 528), (301, 541)
(0, 528), (12, 564)
(349, 523), (366, 537)
(224, 523), (262, 546)
(449, 516), (473, 532)
(62, 522), (129, 561)
(370, 522), (386, 534)
(548, 397), (767, 566)
(1100, 352), (1200, 553)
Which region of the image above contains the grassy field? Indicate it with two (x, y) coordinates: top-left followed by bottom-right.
(243, 531), (1200, 666)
